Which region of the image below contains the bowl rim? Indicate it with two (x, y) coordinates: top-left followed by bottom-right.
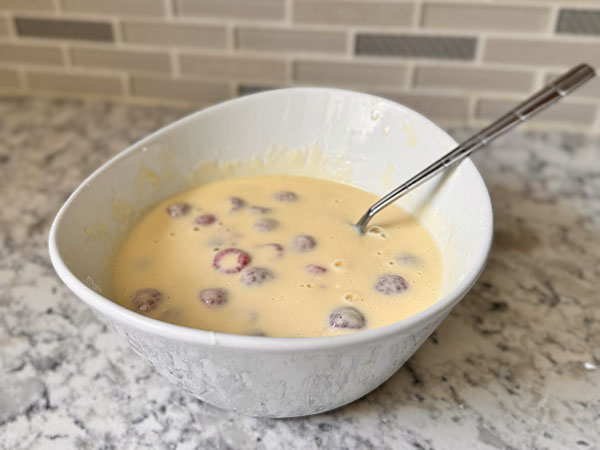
(49, 86), (493, 352)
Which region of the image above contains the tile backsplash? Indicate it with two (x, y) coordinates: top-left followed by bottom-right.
(0, 0), (599, 132)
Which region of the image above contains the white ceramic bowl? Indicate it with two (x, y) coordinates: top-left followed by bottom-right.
(49, 88), (493, 418)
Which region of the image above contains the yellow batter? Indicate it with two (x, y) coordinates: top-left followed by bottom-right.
(111, 175), (442, 337)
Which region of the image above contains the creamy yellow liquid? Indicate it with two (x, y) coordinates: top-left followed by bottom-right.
(111, 175), (442, 337)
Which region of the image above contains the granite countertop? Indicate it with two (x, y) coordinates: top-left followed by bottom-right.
(1, 97), (599, 450)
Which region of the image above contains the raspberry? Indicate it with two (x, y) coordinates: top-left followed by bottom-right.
(328, 306), (365, 329)
(194, 214), (216, 226)
(305, 264), (327, 274)
(198, 288), (228, 307)
(253, 218), (278, 232)
(273, 191), (298, 202)
(249, 205), (271, 214)
(395, 253), (421, 266)
(374, 274), (408, 295)
(166, 203), (190, 218)
(212, 248), (251, 274)
(255, 243), (284, 259)
(131, 288), (163, 312)
(240, 267), (274, 286)
(291, 234), (316, 252)
(228, 196), (245, 211)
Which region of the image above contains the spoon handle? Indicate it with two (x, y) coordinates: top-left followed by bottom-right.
(355, 63), (596, 233)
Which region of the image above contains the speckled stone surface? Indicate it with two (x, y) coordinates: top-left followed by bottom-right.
(1, 97), (599, 450)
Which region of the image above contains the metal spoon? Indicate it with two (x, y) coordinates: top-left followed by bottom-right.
(354, 63), (596, 233)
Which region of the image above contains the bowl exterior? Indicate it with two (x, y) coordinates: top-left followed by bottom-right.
(109, 308), (450, 417)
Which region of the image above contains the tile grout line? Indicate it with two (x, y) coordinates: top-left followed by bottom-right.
(170, 48), (180, 78)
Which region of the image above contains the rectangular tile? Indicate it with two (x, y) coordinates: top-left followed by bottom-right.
(294, 60), (406, 88)
(130, 76), (230, 103)
(414, 66), (534, 92)
(238, 84), (279, 96)
(0, 42), (63, 65)
(546, 72), (600, 99)
(356, 34), (476, 60)
(237, 27), (347, 54)
(294, 0), (414, 27)
(0, 16), (8, 37)
(476, 98), (598, 126)
(176, 0), (284, 20)
(61, 0), (165, 16)
(14, 17), (114, 42)
(180, 54), (286, 81)
(557, 9), (600, 36)
(27, 71), (124, 95)
(70, 47), (171, 74)
(122, 21), (226, 48)
(484, 38), (600, 67)
(380, 92), (469, 120)
(0, 68), (20, 88)
(0, 0), (54, 11)
(422, 3), (551, 32)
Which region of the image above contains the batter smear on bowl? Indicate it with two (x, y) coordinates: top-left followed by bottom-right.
(111, 175), (442, 337)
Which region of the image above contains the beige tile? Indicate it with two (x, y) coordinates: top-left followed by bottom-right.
(70, 47), (171, 74)
(295, 60), (406, 88)
(484, 38), (600, 67)
(237, 27), (346, 54)
(294, 0), (414, 27)
(0, 0), (53, 11)
(176, 0), (284, 20)
(546, 72), (600, 99)
(0, 68), (20, 88)
(422, 3), (551, 32)
(27, 71), (124, 95)
(62, 0), (165, 16)
(180, 54), (286, 81)
(476, 98), (598, 126)
(0, 42), (63, 65)
(122, 21), (227, 48)
(0, 16), (8, 37)
(414, 66), (534, 92)
(379, 91), (469, 120)
(15, 17), (114, 42)
(130, 76), (231, 103)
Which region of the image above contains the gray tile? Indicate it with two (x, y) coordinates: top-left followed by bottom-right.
(238, 84), (280, 96)
(557, 9), (600, 35)
(0, 42), (63, 65)
(176, 0), (284, 20)
(14, 17), (114, 42)
(0, 68), (20, 88)
(356, 34), (476, 60)
(294, 0), (414, 27)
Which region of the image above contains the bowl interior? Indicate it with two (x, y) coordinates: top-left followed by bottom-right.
(51, 88), (492, 333)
